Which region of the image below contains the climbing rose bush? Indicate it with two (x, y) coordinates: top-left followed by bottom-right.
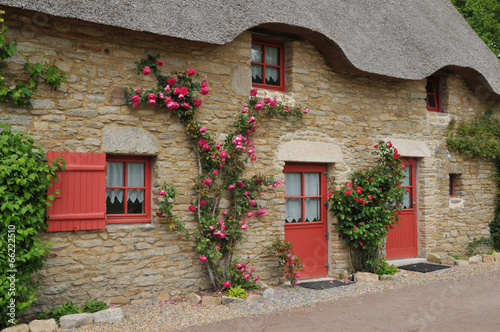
(328, 141), (407, 271)
(125, 54), (308, 290)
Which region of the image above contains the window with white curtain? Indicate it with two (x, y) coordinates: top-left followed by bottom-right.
(284, 166), (324, 223)
(251, 36), (285, 91)
(106, 156), (151, 221)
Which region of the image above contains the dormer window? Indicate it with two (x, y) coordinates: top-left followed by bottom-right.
(251, 37), (285, 92)
(426, 75), (441, 112)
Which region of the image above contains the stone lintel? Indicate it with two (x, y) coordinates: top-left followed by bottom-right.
(277, 140), (343, 163)
(388, 138), (431, 158)
(102, 125), (160, 155)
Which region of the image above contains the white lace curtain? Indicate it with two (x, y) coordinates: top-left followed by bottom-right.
(285, 172), (320, 223)
(106, 162), (145, 203)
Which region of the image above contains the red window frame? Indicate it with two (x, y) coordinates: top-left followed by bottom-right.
(251, 36), (285, 92)
(449, 174), (456, 197)
(283, 163), (327, 224)
(426, 75), (441, 112)
(106, 155), (151, 223)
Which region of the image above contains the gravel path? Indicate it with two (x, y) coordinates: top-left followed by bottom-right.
(65, 262), (500, 332)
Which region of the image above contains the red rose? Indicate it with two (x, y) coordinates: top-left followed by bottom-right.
(194, 99), (202, 107)
(188, 204), (197, 212)
(187, 69), (196, 77)
(167, 77), (176, 86)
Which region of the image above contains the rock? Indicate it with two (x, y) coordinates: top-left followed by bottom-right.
(110, 296), (130, 305)
(92, 308), (124, 323)
(428, 253), (442, 264)
(394, 271), (408, 278)
(482, 254), (495, 263)
(454, 259), (470, 267)
(263, 288), (275, 299)
(59, 313), (93, 329)
(201, 296), (221, 306)
(221, 296), (245, 305)
(246, 294), (264, 302)
(186, 292), (201, 304)
(1, 324), (29, 332)
(28, 319), (58, 332)
(469, 255), (483, 264)
(256, 280), (270, 289)
(441, 255), (455, 266)
(379, 274), (394, 281)
(354, 272), (379, 282)
(157, 292), (170, 302)
(492, 252), (500, 262)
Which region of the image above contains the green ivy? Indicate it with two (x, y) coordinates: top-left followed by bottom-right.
(35, 300), (109, 322)
(446, 109), (500, 249)
(0, 11), (65, 107)
(0, 123), (64, 327)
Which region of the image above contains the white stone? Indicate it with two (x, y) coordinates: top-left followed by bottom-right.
(454, 259), (470, 267)
(186, 292), (201, 304)
(263, 288), (275, 299)
(92, 308), (124, 323)
(102, 125), (160, 155)
(428, 253), (442, 264)
(441, 255), (455, 266)
(28, 319), (58, 332)
(468, 255), (483, 264)
(59, 313), (93, 329)
(355, 272), (379, 282)
(1, 324), (29, 332)
(278, 140), (343, 163)
(222, 296), (245, 305)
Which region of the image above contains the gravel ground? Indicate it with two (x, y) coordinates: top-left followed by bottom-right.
(65, 262), (500, 332)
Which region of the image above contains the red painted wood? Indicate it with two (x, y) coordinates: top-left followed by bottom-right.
(251, 36), (285, 92)
(426, 75), (441, 112)
(386, 159), (418, 259)
(46, 152), (107, 232)
(284, 163), (328, 279)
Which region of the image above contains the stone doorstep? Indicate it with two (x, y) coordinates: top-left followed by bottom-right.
(286, 277), (334, 286)
(386, 257), (427, 267)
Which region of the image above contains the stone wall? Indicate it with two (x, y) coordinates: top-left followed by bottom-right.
(1, 10), (498, 312)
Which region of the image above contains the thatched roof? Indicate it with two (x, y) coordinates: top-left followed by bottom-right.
(2, 0), (500, 97)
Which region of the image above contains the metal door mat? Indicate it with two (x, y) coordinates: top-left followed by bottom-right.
(397, 262), (450, 273)
(298, 280), (352, 290)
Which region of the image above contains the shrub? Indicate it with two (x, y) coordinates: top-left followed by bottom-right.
(375, 262), (399, 276)
(328, 141), (406, 272)
(36, 300), (109, 322)
(226, 286), (248, 299)
(0, 123), (64, 327)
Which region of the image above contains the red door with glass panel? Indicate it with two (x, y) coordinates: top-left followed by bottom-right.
(386, 159), (418, 259)
(284, 164), (328, 278)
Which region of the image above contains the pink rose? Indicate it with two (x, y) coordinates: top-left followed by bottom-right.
(249, 88), (258, 96)
(244, 274), (250, 280)
(217, 246), (220, 251)
(254, 276), (260, 281)
(194, 99), (202, 108)
(237, 181), (245, 188)
(248, 117), (256, 123)
(199, 127), (207, 133)
(368, 195), (373, 200)
(227, 184), (235, 190)
(213, 170), (218, 175)
(167, 78), (177, 86)
(203, 178), (212, 185)
(200, 200), (206, 206)
(256, 208), (266, 217)
(156, 60), (164, 66)
(143, 66), (151, 75)
(254, 102), (263, 111)
(241, 107), (248, 114)
(263, 98), (271, 104)
(241, 224), (248, 229)
(199, 255), (208, 262)
(132, 102), (140, 108)
(182, 103), (190, 109)
(131, 95), (141, 103)
(188, 204), (197, 212)
(203, 144), (211, 151)
(270, 99), (277, 107)
(304, 108), (310, 114)
(251, 155), (257, 162)
(223, 281), (231, 288)
(250, 200), (256, 206)
(158, 190), (166, 196)
(187, 69), (196, 77)
(156, 210), (164, 216)
(247, 212), (254, 217)
(200, 87), (209, 95)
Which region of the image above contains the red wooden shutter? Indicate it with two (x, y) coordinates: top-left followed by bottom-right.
(47, 152), (107, 232)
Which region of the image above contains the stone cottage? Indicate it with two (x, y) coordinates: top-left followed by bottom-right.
(1, 0), (499, 311)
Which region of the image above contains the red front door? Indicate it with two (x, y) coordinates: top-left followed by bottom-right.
(386, 159), (418, 259)
(284, 163), (328, 279)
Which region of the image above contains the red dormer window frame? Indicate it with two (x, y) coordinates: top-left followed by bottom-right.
(426, 75), (441, 112)
(251, 36), (285, 92)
